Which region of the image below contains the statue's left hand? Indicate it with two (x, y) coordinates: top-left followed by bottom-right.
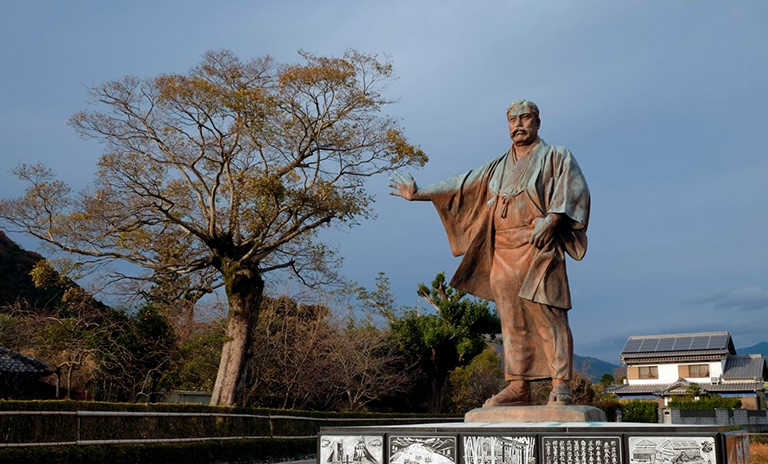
(388, 171), (420, 201)
(530, 214), (561, 248)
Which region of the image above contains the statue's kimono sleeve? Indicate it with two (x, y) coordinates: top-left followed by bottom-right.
(516, 145), (591, 308)
(544, 147), (590, 260)
(423, 156), (502, 257)
(423, 156), (503, 301)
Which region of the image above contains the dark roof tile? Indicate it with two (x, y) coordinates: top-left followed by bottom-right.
(723, 355), (768, 380)
(0, 346), (50, 374)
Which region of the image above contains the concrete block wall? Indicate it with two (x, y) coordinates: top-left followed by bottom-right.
(664, 408), (768, 432)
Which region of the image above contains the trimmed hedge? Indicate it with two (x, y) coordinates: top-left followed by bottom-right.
(593, 400), (622, 422)
(0, 400), (461, 443)
(0, 399), (460, 418)
(0, 438), (315, 464)
(621, 401), (658, 423)
(0, 399), (462, 464)
(668, 397), (742, 410)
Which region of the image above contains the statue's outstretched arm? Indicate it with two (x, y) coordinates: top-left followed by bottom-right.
(388, 171), (431, 201)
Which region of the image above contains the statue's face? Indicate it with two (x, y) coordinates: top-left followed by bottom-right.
(508, 110), (539, 146)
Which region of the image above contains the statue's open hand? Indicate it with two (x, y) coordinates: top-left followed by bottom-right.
(530, 214), (560, 248)
(388, 171), (418, 201)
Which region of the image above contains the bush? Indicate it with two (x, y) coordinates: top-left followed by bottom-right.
(0, 400), (462, 446)
(0, 438), (316, 464)
(0, 399), (462, 418)
(668, 397), (742, 410)
(593, 400), (622, 422)
(622, 401), (658, 423)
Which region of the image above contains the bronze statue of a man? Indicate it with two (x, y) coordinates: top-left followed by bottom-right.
(390, 100), (590, 406)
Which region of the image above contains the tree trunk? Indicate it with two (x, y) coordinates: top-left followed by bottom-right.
(65, 365), (73, 399)
(429, 374), (450, 413)
(210, 265), (264, 406)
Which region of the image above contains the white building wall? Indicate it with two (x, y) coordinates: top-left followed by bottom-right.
(711, 361), (724, 378)
(659, 363), (680, 383)
(629, 364), (679, 385)
(628, 361), (724, 385)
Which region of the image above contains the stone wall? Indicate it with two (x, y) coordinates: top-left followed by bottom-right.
(662, 408), (768, 432)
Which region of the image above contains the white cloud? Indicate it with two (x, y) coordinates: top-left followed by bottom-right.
(686, 287), (768, 311)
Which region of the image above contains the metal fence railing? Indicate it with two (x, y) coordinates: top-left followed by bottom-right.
(0, 410), (462, 448)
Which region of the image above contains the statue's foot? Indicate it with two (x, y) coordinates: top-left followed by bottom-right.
(483, 381), (531, 407)
(548, 380), (573, 405)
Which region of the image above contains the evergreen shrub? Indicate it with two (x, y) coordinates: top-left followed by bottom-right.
(668, 397), (742, 410)
(593, 400), (622, 422)
(621, 401), (658, 423)
(0, 438), (315, 464)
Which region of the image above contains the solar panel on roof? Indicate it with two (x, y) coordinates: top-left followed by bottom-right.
(623, 339), (643, 353)
(690, 336), (710, 350)
(708, 334), (728, 349)
(639, 338), (660, 352)
(673, 337), (693, 350)
(656, 338), (676, 351)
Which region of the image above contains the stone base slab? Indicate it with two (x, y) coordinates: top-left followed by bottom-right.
(464, 404), (607, 422)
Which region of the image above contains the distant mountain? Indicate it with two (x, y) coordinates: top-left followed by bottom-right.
(490, 340), (619, 382)
(573, 354), (620, 382)
(739, 342), (768, 359)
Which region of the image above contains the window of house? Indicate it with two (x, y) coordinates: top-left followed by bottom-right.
(688, 364), (709, 378)
(638, 366), (658, 379)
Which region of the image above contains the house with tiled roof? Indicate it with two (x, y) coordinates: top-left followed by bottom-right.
(608, 331), (767, 410)
(0, 346), (52, 399)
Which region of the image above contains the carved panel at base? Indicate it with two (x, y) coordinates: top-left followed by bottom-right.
(389, 435), (457, 464)
(627, 436), (715, 464)
(320, 435), (384, 464)
(462, 435), (536, 464)
(542, 436), (621, 464)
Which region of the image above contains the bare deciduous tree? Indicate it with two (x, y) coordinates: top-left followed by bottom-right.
(329, 325), (411, 411)
(0, 50), (426, 405)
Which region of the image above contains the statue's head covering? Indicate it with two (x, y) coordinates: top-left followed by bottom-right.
(506, 100), (540, 122)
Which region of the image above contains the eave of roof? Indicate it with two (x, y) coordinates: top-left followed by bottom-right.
(0, 346), (51, 375)
(621, 352), (727, 364)
(608, 383), (670, 395)
(608, 381), (764, 395)
(705, 382), (765, 392)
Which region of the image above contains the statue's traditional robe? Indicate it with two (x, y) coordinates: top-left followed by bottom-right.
(426, 139), (590, 309)
(423, 139), (590, 380)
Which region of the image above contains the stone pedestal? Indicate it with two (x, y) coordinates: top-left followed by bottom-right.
(465, 404), (606, 422)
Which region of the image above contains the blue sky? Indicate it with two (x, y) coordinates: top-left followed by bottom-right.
(1, 1), (767, 364)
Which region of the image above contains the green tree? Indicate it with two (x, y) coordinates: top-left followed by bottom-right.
(0, 50), (426, 405)
(594, 373), (617, 401)
(448, 345), (505, 412)
(530, 371), (596, 406)
(382, 272), (500, 413)
(170, 320), (225, 392)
